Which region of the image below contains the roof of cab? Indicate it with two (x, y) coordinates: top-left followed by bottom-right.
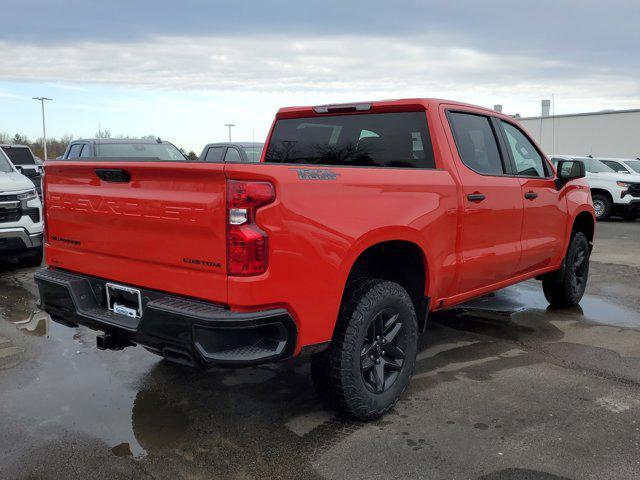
(202, 142), (264, 149)
(72, 138), (170, 145)
(275, 98), (500, 119)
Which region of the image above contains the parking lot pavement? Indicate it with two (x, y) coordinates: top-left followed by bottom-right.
(591, 219), (640, 268)
(0, 222), (639, 480)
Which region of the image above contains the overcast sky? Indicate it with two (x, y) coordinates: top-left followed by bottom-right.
(1, 0), (639, 151)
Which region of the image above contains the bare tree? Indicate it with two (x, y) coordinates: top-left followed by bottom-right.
(95, 129), (111, 139)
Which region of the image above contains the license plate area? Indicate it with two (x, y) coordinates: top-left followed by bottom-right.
(106, 283), (142, 318)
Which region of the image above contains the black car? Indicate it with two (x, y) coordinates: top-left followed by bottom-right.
(199, 142), (264, 163)
(0, 144), (43, 195)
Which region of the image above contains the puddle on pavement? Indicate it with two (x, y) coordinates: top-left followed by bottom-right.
(417, 282), (640, 384)
(438, 282), (640, 331)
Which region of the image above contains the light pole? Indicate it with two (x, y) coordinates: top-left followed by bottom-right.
(32, 97), (53, 161)
(224, 123), (235, 142)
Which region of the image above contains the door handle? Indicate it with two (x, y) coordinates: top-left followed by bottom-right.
(95, 168), (131, 183)
(467, 193), (486, 202)
(524, 191), (538, 200)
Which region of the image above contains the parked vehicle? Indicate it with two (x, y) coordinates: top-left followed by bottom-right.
(36, 99), (594, 419)
(0, 148), (44, 266)
(199, 142), (264, 163)
(599, 157), (640, 176)
(60, 138), (186, 161)
(0, 144), (43, 196)
(551, 156), (640, 220)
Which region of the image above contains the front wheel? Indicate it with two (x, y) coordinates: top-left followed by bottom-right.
(591, 194), (612, 221)
(542, 232), (590, 307)
(310, 279), (418, 420)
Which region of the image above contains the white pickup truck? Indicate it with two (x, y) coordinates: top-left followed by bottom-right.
(551, 156), (640, 220)
(0, 148), (44, 266)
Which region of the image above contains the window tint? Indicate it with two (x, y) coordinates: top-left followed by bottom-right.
(67, 144), (83, 158)
(224, 147), (241, 163)
(501, 121), (546, 177)
(448, 112), (503, 175)
(80, 144), (92, 158)
(204, 146), (226, 162)
(265, 112), (435, 168)
(601, 160), (629, 173)
(95, 143), (185, 161)
(1, 146), (35, 165)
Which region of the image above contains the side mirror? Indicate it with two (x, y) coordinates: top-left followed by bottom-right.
(556, 159), (585, 188)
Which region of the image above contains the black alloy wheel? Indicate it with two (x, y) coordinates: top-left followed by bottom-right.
(360, 309), (406, 393)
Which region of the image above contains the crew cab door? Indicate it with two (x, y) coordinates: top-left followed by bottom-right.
(497, 120), (567, 272)
(444, 109), (524, 294)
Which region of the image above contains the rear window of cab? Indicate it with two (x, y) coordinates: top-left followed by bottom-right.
(265, 112), (435, 169)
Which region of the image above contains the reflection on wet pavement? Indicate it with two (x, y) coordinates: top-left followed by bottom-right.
(2, 265), (640, 479)
(13, 310), (49, 336)
(440, 281), (640, 329)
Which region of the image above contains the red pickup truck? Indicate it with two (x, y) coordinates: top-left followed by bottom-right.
(36, 98), (595, 419)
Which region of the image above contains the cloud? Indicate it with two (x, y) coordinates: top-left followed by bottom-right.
(4, 1), (639, 71)
(1, 34), (639, 117)
(2, 1), (639, 147)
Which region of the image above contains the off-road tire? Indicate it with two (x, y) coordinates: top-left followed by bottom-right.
(310, 279), (418, 420)
(591, 194), (612, 221)
(542, 232), (590, 307)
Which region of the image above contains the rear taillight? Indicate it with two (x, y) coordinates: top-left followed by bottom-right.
(227, 180), (275, 276)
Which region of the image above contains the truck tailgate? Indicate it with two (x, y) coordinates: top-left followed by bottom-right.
(44, 161), (228, 304)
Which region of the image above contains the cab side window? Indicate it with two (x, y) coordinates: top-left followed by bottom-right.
(67, 144), (83, 158)
(80, 144), (92, 158)
(601, 160), (629, 173)
(501, 121), (547, 178)
(224, 148), (241, 163)
(448, 112), (504, 175)
(204, 146), (226, 162)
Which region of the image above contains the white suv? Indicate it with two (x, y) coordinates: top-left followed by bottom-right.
(551, 155), (640, 220)
(0, 147), (44, 266)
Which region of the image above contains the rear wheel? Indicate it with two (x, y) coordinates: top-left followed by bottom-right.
(542, 232), (590, 307)
(18, 246), (43, 268)
(591, 194), (612, 221)
(310, 279), (418, 420)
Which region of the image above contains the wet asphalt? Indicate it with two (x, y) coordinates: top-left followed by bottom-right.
(1, 220), (639, 479)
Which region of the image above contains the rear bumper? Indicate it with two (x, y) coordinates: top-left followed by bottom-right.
(34, 267), (297, 367)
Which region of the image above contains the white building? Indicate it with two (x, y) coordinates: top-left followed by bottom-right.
(515, 108), (640, 158)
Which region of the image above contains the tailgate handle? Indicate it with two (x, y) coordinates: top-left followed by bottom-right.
(95, 168), (131, 183)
